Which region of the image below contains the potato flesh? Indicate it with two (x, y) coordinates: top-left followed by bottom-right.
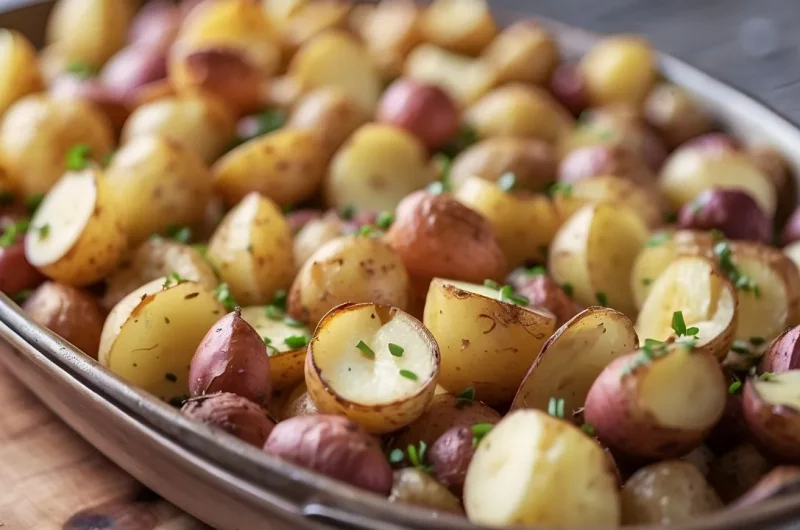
(404, 44), (495, 106)
(754, 371), (800, 410)
(631, 236), (677, 309)
(464, 410), (620, 527)
(240, 305), (310, 354)
(313, 306), (433, 404)
(734, 257), (789, 342)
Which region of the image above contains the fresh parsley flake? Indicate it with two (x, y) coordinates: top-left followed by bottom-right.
(728, 380), (742, 394)
(526, 265), (546, 276)
(457, 386), (475, 402)
(66, 60), (98, 79)
(471, 423), (493, 448)
(714, 240), (760, 298)
(165, 225), (192, 243)
(499, 284), (529, 306)
(265, 305), (284, 320)
(11, 289), (32, 304)
(562, 283), (574, 297)
(271, 289), (287, 310)
(595, 292), (608, 306)
(642, 278), (653, 286)
(547, 182), (573, 197)
(37, 224), (50, 239)
(339, 205), (355, 221)
(483, 279), (500, 289)
(581, 423), (595, 436)
(646, 232), (671, 247)
(0, 219), (29, 248)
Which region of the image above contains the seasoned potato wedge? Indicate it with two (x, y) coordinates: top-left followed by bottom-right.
(464, 410), (620, 527)
(288, 235), (410, 327)
(465, 84), (573, 144)
(419, 0), (496, 56)
(423, 278), (556, 405)
(743, 371), (800, 464)
(325, 124), (433, 212)
(207, 192), (294, 306)
(105, 135), (212, 245)
(585, 343), (727, 459)
(99, 277), (224, 400)
(102, 238), (218, 311)
(289, 30), (381, 113)
(287, 87), (368, 159)
(404, 44), (496, 107)
(121, 94), (235, 165)
(239, 305), (311, 391)
(305, 302), (439, 434)
(25, 168), (126, 287)
(511, 307), (639, 415)
(213, 129), (326, 209)
(636, 256), (737, 361)
(480, 21), (558, 85)
(0, 95), (113, 198)
(548, 203), (649, 317)
(454, 177), (559, 267)
(46, 0), (132, 67)
(0, 30), (42, 117)
(359, 0), (422, 79)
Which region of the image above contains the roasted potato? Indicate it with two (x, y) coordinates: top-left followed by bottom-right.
(420, 0), (496, 56)
(557, 144), (656, 189)
(277, 1), (351, 54)
(214, 129), (326, 209)
(580, 35), (657, 106)
(404, 44), (496, 107)
(781, 206), (800, 246)
(207, 192), (294, 306)
(0, 95), (114, 198)
(511, 307), (639, 416)
(621, 461), (722, 525)
(749, 145), (796, 227)
(99, 277), (224, 400)
(127, 0), (181, 48)
(100, 43), (169, 102)
(423, 278), (556, 405)
(707, 443), (773, 503)
(0, 30), (43, 117)
(263, 414), (394, 494)
(428, 425), (476, 495)
(292, 211), (345, 270)
(677, 188), (771, 243)
(358, 0), (422, 79)
(480, 21), (558, 85)
(48, 75), (131, 135)
(46, 0), (132, 67)
(507, 271), (582, 327)
(760, 326), (800, 374)
(730, 466), (800, 508)
(643, 83), (713, 148)
(0, 239), (44, 298)
(288, 236), (410, 327)
(181, 393), (275, 447)
(280, 381), (319, 420)
(743, 371), (800, 464)
(549, 62), (589, 117)
(449, 137), (557, 192)
(464, 409), (621, 527)
(548, 203), (649, 317)
(324, 124), (434, 212)
(23, 281), (105, 358)
(287, 87), (368, 159)
(388, 468), (462, 514)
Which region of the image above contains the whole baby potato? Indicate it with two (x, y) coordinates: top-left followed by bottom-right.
(480, 21), (558, 86)
(189, 309), (271, 406)
(100, 44), (168, 103)
(23, 282), (105, 358)
(127, 0), (182, 48)
(730, 466), (800, 509)
(580, 35), (657, 106)
(760, 326), (800, 374)
(643, 83), (713, 148)
(287, 87), (368, 159)
(358, 0), (422, 79)
(46, 0), (132, 67)
(507, 271), (582, 327)
(419, 0), (496, 56)
(388, 468), (463, 514)
(707, 444), (773, 503)
(376, 79), (460, 150)
(0, 30), (43, 117)
(181, 392), (275, 447)
(558, 144), (655, 189)
(429, 425), (476, 495)
(263, 414), (393, 494)
(404, 44), (497, 107)
(292, 211), (345, 270)
(549, 62), (589, 117)
(677, 188), (771, 243)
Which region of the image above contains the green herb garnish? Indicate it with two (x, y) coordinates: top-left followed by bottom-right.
(457, 386), (475, 402)
(214, 283), (237, 310)
(25, 194), (43, 216)
(671, 311), (699, 338)
(581, 423), (595, 436)
(497, 172), (516, 192)
(646, 232), (671, 247)
(165, 225), (192, 244)
(252, 109), (286, 137)
(357, 225), (376, 237)
(714, 240), (760, 298)
(642, 278), (653, 286)
(499, 285), (529, 306)
(37, 223), (50, 239)
(388, 343), (404, 357)
(406, 441), (431, 472)
(547, 397), (565, 419)
(483, 279), (500, 289)
(547, 182), (573, 197)
(339, 205), (355, 221)
(471, 423), (493, 448)
(0, 219), (29, 248)
(399, 369), (418, 381)
(11, 289), (32, 304)
(356, 340), (375, 359)
(595, 292), (608, 306)
(526, 265), (546, 276)
(389, 448), (405, 464)
(66, 60), (98, 79)
(65, 143), (92, 171)
(284, 335), (309, 349)
(265, 305), (284, 320)
(562, 283), (574, 297)
(376, 211), (394, 230)
(163, 271), (187, 288)
(271, 289), (287, 310)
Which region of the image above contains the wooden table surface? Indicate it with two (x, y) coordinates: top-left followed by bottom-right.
(4, 1), (800, 529)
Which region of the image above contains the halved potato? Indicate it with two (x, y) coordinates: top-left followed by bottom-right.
(584, 343), (727, 459)
(548, 203), (649, 317)
(99, 277), (225, 400)
(743, 371), (800, 464)
(454, 176), (559, 267)
(631, 229), (679, 309)
(359, 0), (422, 79)
(25, 168), (126, 287)
(464, 409), (620, 527)
(636, 256), (737, 361)
(278, 1), (351, 54)
(240, 305), (311, 392)
(784, 241), (800, 271)
(419, 0), (497, 56)
(288, 30), (381, 113)
(102, 238), (218, 311)
(404, 44), (496, 107)
(45, 0), (132, 67)
(0, 30), (42, 117)
(511, 307), (639, 415)
(305, 302), (439, 434)
(480, 21), (558, 85)
(423, 278), (556, 405)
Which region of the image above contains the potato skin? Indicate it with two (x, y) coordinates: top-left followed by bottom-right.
(385, 191), (506, 286)
(643, 83), (713, 148)
(388, 468), (463, 513)
(707, 444), (773, 503)
(376, 79), (459, 150)
(581, 35), (656, 107)
(730, 466), (800, 508)
(429, 425), (475, 495)
(677, 188), (771, 243)
(262, 414), (393, 495)
(480, 21), (558, 86)
(181, 392), (275, 447)
(706, 387), (748, 455)
(558, 144), (655, 188)
(621, 461), (722, 525)
(0, 242), (44, 296)
(760, 326), (800, 374)
(0, 30), (42, 117)
(549, 63), (589, 117)
(742, 378), (800, 464)
(287, 87), (368, 159)
(781, 207), (800, 246)
(23, 282), (104, 358)
(189, 310), (271, 406)
(508, 271), (582, 327)
(281, 382), (319, 420)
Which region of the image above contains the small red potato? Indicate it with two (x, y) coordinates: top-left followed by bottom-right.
(0, 241), (44, 296)
(188, 309), (271, 406)
(707, 443), (773, 503)
(280, 382), (318, 420)
(429, 425), (475, 495)
(388, 468), (463, 514)
(181, 392), (275, 447)
(677, 188), (771, 243)
(263, 414), (393, 495)
(705, 381), (748, 455)
(127, 0), (181, 48)
(759, 326), (800, 374)
(558, 144), (655, 188)
(100, 44), (169, 102)
(643, 83), (713, 148)
(585, 343), (727, 459)
(781, 207), (800, 245)
(742, 371), (800, 464)
(376, 79), (460, 150)
(507, 271), (582, 327)
(749, 145), (796, 226)
(730, 466), (800, 509)
(549, 62), (589, 117)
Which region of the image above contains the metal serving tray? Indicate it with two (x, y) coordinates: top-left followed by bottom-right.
(3, 1), (800, 529)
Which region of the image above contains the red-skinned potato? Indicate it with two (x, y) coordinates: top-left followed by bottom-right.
(263, 414), (393, 495)
(384, 191), (506, 288)
(181, 392), (275, 447)
(743, 371), (800, 464)
(706, 377), (749, 455)
(759, 326), (800, 374)
(376, 79), (459, 150)
(127, 0), (181, 48)
(507, 272), (582, 327)
(585, 343), (727, 459)
(549, 63), (589, 117)
(429, 425), (475, 495)
(23, 282), (104, 359)
(0, 240), (44, 297)
(558, 144), (655, 188)
(707, 443), (773, 503)
(643, 83), (713, 148)
(685, 132), (741, 154)
(188, 309), (271, 406)
(100, 45), (168, 102)
(730, 466), (800, 509)
(388, 468), (463, 514)
(781, 207), (800, 246)
(748, 146), (796, 227)
(677, 188), (771, 243)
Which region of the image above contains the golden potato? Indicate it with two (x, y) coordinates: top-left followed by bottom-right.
(288, 235), (410, 327)
(359, 0), (422, 79)
(404, 44), (496, 107)
(743, 370), (800, 464)
(207, 192), (294, 306)
(420, 0), (497, 56)
(292, 211), (344, 270)
(423, 279), (556, 405)
(644, 83), (713, 148)
(277, 1), (351, 54)
(121, 94), (236, 165)
(388, 468), (462, 514)
(465, 84), (574, 144)
(305, 302), (439, 434)
(46, 0), (132, 67)
(324, 124), (434, 212)
(0, 94), (113, 197)
(581, 35), (657, 106)
(24, 168), (127, 287)
(280, 381), (319, 420)
(0, 30), (42, 117)
(213, 129), (326, 208)
(99, 277), (225, 401)
(480, 21), (558, 85)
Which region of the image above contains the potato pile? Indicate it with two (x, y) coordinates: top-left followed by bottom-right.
(4, 0), (800, 527)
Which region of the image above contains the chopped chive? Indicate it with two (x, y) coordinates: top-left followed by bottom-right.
(642, 278), (653, 286)
(526, 265), (546, 276)
(66, 143), (92, 171)
(356, 340), (375, 359)
(562, 283), (573, 297)
(672, 311), (687, 336)
(547, 397), (565, 419)
(388, 343), (404, 357)
(399, 369), (418, 381)
(165, 225), (192, 244)
(483, 279), (500, 289)
(357, 225), (375, 237)
(547, 182), (573, 197)
(457, 386), (475, 401)
(0, 219), (29, 248)
(339, 205), (355, 221)
(66, 60), (98, 79)
(731, 340), (750, 354)
(581, 423), (595, 436)
(595, 292), (608, 306)
(376, 211), (394, 230)
(37, 224), (50, 239)
(284, 335), (309, 349)
(728, 381), (742, 394)
(471, 423), (493, 437)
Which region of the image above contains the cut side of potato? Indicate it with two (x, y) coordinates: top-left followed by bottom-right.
(511, 306), (639, 415)
(548, 203), (649, 317)
(631, 230), (678, 309)
(463, 409), (620, 527)
(404, 44), (496, 107)
(637, 256), (737, 361)
(99, 277), (225, 400)
(306, 302), (439, 433)
(420, 0), (496, 56)
(360, 0), (422, 78)
(743, 371), (800, 464)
